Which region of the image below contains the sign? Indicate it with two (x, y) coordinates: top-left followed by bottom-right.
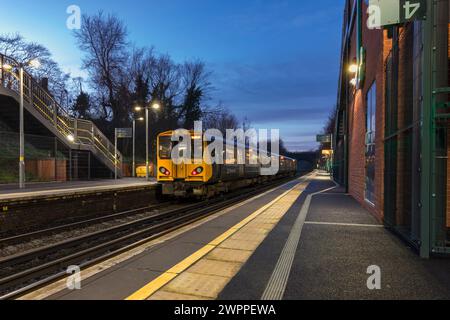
(368, 0), (426, 28)
(115, 128), (132, 139)
(316, 134), (332, 144)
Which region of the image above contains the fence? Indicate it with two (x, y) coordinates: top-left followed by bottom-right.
(0, 53), (122, 176)
(0, 131), (118, 184)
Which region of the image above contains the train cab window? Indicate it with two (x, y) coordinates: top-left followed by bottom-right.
(159, 136), (172, 159)
(192, 139), (203, 160)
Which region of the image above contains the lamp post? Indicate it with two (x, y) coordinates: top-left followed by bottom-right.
(19, 59), (40, 189)
(132, 117), (144, 178)
(3, 59), (40, 189)
(135, 102), (161, 181)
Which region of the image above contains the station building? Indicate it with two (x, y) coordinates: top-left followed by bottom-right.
(333, 0), (450, 257)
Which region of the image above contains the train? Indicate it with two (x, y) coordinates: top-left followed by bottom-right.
(156, 131), (297, 198)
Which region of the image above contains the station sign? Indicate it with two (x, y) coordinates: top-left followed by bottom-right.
(368, 0), (426, 28)
(116, 128), (132, 139)
(316, 134), (332, 144)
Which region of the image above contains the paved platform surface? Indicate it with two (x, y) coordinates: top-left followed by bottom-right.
(20, 172), (450, 300)
(0, 178), (157, 201)
(220, 175), (450, 300)
(21, 176), (309, 300)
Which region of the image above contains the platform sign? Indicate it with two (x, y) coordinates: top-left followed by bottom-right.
(368, 0), (426, 28)
(316, 134), (332, 144)
(116, 128), (132, 139)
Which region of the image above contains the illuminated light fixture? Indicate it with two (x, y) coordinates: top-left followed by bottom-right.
(138, 117), (144, 121)
(350, 78), (357, 86)
(349, 63), (358, 74)
(159, 167), (171, 176)
(2, 64), (12, 71)
(134, 106), (142, 112)
(191, 167), (204, 176)
(152, 103), (161, 110)
(29, 59), (41, 69)
(67, 134), (75, 142)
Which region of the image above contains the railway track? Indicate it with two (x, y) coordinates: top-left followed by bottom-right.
(0, 176), (301, 300)
(0, 202), (171, 248)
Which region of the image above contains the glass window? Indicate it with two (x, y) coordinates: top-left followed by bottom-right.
(159, 136), (172, 159)
(366, 82), (377, 204)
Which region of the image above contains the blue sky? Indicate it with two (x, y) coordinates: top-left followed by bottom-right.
(1, 0), (344, 151)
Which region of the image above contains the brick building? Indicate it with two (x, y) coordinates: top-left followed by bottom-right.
(333, 0), (450, 257)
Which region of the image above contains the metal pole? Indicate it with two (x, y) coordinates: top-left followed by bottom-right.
(132, 120), (136, 178)
(19, 66), (25, 189)
(115, 129), (118, 180)
(54, 137), (58, 181)
(88, 151), (91, 180)
(420, 0), (435, 258)
(145, 108), (149, 181)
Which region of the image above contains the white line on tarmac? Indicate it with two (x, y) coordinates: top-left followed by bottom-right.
(304, 221), (383, 228)
(261, 181), (338, 301)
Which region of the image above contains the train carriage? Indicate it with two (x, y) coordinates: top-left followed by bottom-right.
(157, 131), (297, 197)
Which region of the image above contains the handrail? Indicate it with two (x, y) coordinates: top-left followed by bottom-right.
(0, 53), (122, 173)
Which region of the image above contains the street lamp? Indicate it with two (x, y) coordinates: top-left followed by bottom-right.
(348, 63), (358, 74)
(132, 116), (145, 178)
(135, 101), (161, 181)
(2, 59), (41, 189)
(19, 59), (40, 188)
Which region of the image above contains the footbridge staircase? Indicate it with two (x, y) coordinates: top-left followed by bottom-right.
(0, 54), (122, 178)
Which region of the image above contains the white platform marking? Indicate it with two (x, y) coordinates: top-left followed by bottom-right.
(261, 182), (338, 300)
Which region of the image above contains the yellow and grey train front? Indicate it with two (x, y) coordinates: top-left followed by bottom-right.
(157, 131), (213, 197)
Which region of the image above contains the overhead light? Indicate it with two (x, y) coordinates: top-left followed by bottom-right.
(29, 59), (41, 69)
(152, 103), (160, 110)
(2, 64), (12, 71)
(138, 117), (145, 121)
(135, 106), (142, 112)
(67, 134), (75, 142)
(350, 78), (357, 86)
(349, 64), (358, 74)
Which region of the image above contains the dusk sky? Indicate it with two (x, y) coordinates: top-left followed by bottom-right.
(2, 0), (344, 151)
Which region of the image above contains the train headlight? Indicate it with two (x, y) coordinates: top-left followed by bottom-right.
(159, 167), (171, 176)
(191, 167), (204, 176)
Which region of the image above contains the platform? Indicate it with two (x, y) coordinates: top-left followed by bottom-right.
(0, 178), (157, 202)
(19, 172), (450, 300)
(0, 178), (159, 235)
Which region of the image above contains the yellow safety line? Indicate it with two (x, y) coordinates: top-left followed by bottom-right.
(126, 179), (306, 301)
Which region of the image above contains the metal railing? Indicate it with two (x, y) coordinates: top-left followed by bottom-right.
(0, 53), (122, 175)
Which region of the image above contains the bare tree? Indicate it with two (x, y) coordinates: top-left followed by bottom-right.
(75, 11), (128, 127)
(0, 33), (70, 107)
(203, 104), (239, 133)
(323, 108), (337, 135)
(179, 60), (212, 129)
(147, 54), (182, 130)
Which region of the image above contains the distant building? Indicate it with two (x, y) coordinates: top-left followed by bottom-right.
(333, 0), (450, 257)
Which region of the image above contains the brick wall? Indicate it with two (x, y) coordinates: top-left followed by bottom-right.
(347, 2), (385, 221)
